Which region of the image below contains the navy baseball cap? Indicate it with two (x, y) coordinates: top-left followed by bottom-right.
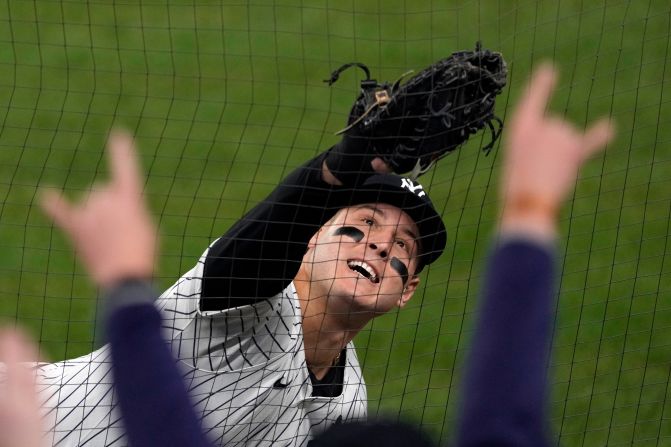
(341, 174), (447, 270)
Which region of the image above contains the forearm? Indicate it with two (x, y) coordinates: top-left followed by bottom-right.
(201, 152), (334, 306)
(105, 280), (214, 447)
(457, 237), (555, 447)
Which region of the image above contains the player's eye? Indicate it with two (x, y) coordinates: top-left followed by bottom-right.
(395, 239), (408, 251)
(362, 217), (375, 226)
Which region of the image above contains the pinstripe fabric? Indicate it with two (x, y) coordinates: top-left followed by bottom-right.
(36, 246), (367, 446)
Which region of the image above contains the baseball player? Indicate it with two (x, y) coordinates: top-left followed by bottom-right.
(34, 46), (507, 446)
(311, 63), (614, 447)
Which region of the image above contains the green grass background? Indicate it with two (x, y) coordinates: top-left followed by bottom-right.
(1, 0), (670, 445)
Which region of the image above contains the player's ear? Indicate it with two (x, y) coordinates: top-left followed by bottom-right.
(398, 275), (420, 308)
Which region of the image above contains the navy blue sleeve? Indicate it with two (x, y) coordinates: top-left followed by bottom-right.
(105, 281), (215, 447)
(456, 238), (555, 447)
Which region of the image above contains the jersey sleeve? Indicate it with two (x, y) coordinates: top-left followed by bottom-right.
(200, 151), (349, 311)
(456, 238), (555, 447)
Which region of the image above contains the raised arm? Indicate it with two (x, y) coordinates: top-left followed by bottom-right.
(200, 152), (348, 310)
(41, 133), (214, 447)
(456, 64), (614, 446)
(201, 47), (507, 310)
(200, 150), (405, 310)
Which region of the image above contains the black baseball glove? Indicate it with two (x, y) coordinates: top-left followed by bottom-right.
(325, 43), (507, 181)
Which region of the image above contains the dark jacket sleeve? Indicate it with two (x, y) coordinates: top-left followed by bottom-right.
(456, 238), (555, 447)
(105, 281), (215, 447)
(200, 151), (351, 311)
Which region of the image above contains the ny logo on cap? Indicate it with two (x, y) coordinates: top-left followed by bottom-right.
(401, 178), (426, 198)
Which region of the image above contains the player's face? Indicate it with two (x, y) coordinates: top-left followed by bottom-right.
(306, 203), (421, 314)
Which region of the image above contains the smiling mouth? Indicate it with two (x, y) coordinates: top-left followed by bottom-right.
(347, 260), (379, 284)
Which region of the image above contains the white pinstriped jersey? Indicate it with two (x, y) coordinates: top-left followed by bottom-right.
(36, 249), (368, 446)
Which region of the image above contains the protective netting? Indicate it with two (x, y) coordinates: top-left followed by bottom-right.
(1, 1), (669, 445)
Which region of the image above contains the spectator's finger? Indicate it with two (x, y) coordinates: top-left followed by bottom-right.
(40, 189), (77, 234)
(0, 329), (38, 389)
(516, 63), (557, 123)
(108, 130), (142, 196)
(581, 118), (615, 160)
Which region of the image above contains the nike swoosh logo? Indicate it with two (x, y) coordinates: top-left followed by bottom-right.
(273, 378), (288, 389)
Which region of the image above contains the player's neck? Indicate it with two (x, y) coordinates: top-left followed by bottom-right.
(294, 283), (365, 380)
(295, 284), (371, 338)
(301, 321), (349, 380)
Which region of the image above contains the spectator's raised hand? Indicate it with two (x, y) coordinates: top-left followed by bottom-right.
(501, 64), (615, 237)
(41, 132), (157, 288)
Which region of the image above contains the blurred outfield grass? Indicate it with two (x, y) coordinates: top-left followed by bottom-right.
(1, 0), (670, 445)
